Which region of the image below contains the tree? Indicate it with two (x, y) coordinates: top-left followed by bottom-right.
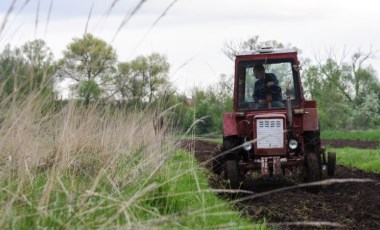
(22, 39), (55, 95)
(222, 36), (260, 61)
(57, 33), (117, 104)
(222, 35), (299, 61)
(115, 53), (170, 104)
(0, 45), (27, 96)
(179, 74), (234, 135)
(22, 39), (53, 70)
(146, 53), (170, 103)
(353, 91), (380, 129)
(303, 48), (380, 129)
(0, 40), (55, 97)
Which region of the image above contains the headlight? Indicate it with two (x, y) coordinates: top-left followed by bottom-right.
(243, 142), (252, 151)
(288, 139), (298, 150)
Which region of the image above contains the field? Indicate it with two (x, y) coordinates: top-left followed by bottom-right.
(321, 130), (380, 141)
(332, 147), (380, 173)
(0, 96), (378, 229)
(1, 1), (380, 229)
(1, 91), (379, 229)
(0, 93), (263, 229)
(181, 139), (380, 229)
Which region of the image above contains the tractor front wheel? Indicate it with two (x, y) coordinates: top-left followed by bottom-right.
(224, 160), (240, 190)
(303, 131), (322, 182)
(305, 152), (321, 182)
(304, 152), (322, 193)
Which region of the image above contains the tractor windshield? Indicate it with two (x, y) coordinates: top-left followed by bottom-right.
(237, 60), (300, 110)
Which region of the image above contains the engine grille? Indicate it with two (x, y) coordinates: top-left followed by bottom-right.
(256, 119), (284, 148)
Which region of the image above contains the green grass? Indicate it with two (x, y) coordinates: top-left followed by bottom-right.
(321, 130), (380, 141)
(0, 149), (263, 229)
(178, 134), (222, 144)
(331, 147), (380, 173)
(147, 149), (264, 229)
(203, 138), (222, 144)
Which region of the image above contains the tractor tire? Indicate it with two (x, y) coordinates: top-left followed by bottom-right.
(304, 152), (321, 182)
(303, 131), (322, 193)
(224, 160), (240, 190)
(327, 152), (336, 177)
(304, 152), (321, 193)
(222, 136), (242, 159)
(303, 131), (322, 156)
(303, 131), (322, 181)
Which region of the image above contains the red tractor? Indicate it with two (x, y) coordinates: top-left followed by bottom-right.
(214, 48), (336, 189)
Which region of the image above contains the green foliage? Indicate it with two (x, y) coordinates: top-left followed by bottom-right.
(303, 51), (380, 130)
(0, 150), (259, 229)
(22, 39), (54, 70)
(78, 80), (102, 100)
(331, 147), (380, 173)
(182, 74), (233, 135)
(203, 138), (223, 144)
(0, 40), (55, 98)
(352, 91), (380, 129)
(144, 149), (259, 228)
(115, 52), (170, 104)
(58, 33), (117, 103)
(321, 130), (380, 141)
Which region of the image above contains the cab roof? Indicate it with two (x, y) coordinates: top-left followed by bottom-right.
(236, 48), (297, 57)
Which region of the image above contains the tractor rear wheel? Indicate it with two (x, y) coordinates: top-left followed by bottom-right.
(224, 160), (240, 189)
(327, 152), (336, 176)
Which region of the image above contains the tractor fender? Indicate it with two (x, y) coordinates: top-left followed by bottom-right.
(303, 108), (319, 131)
(223, 113), (238, 136)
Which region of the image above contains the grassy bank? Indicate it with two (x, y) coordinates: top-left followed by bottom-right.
(321, 130), (380, 141)
(0, 92), (261, 229)
(144, 149), (261, 229)
(0, 150), (259, 229)
(331, 147), (380, 173)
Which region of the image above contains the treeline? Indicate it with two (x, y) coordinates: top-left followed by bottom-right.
(304, 53), (380, 130)
(0, 34), (379, 133)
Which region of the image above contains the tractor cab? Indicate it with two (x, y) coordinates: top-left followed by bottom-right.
(235, 48), (302, 111)
(215, 48), (336, 190)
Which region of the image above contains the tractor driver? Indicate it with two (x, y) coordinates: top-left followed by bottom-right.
(253, 64), (285, 108)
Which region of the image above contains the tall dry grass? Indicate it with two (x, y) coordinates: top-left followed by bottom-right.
(0, 93), (168, 176)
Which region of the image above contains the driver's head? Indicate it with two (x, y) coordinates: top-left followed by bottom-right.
(253, 64), (265, 79)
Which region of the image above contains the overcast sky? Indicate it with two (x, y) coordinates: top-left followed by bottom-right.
(1, 0), (379, 93)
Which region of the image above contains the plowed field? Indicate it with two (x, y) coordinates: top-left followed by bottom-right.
(180, 139), (380, 229)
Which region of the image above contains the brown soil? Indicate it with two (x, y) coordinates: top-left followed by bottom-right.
(180, 139), (380, 230)
(322, 139), (380, 149)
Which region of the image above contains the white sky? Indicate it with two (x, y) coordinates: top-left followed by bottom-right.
(1, 0), (380, 94)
